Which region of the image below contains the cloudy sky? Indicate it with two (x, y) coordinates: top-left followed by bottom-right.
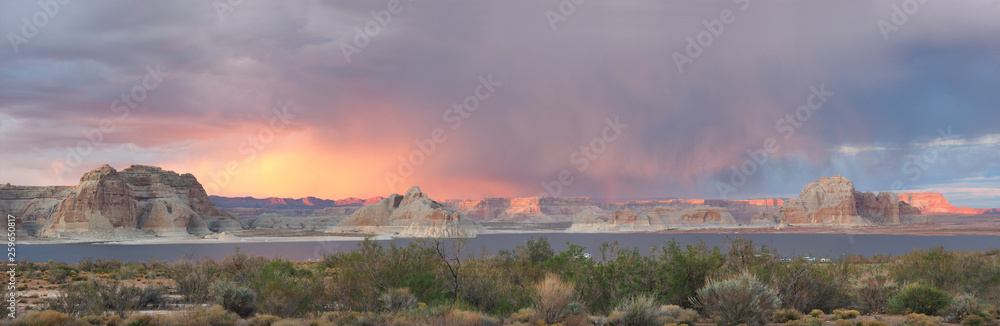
(2, 1), (999, 207)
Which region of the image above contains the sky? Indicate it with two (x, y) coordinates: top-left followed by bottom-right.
(2, 1), (999, 207)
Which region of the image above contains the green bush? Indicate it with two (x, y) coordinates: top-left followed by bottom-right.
(888, 284), (953, 316)
(693, 273), (780, 326)
(808, 309), (824, 318)
(245, 259), (325, 317)
(210, 280), (258, 318)
(608, 295), (660, 326)
(772, 308), (803, 323)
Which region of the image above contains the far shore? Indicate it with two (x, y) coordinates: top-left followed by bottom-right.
(16, 213), (1000, 245)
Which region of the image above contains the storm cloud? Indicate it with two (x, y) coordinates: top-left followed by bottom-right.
(2, 0), (999, 206)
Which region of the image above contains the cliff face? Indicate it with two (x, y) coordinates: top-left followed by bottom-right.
(898, 193), (1000, 215)
(118, 165), (243, 236)
(328, 186), (485, 238)
(19, 164), (245, 237)
(444, 197), (605, 223)
(774, 175), (928, 226)
(1, 185), (75, 236)
(41, 165), (139, 236)
(568, 206), (737, 232)
(209, 195), (383, 209)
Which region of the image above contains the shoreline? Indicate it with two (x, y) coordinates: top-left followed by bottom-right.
(17, 225), (1000, 246)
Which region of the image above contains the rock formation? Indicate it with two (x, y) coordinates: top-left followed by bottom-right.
(42, 165), (140, 236)
(444, 197), (605, 223)
(898, 193), (1000, 214)
(327, 186), (485, 238)
(567, 206), (737, 232)
(248, 213), (344, 230)
(118, 165), (243, 236)
(645, 206), (738, 227)
(774, 175), (928, 226)
(1, 185), (75, 236)
(749, 211), (780, 227)
(3, 164), (246, 238)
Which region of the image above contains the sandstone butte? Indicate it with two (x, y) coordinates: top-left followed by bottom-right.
(326, 186), (485, 238)
(2, 164), (244, 237)
(770, 175), (928, 226)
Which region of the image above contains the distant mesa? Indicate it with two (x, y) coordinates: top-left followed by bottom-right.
(898, 193), (1000, 215)
(1, 164), (243, 238)
(443, 197), (605, 223)
(764, 175), (928, 226)
(568, 205), (739, 232)
(326, 186), (485, 238)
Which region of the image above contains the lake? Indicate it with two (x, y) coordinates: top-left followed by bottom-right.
(18, 233), (1000, 263)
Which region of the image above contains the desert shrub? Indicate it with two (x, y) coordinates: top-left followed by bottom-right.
(962, 314), (987, 326)
(851, 270), (900, 314)
(944, 294), (982, 323)
(808, 309), (824, 318)
(443, 309), (500, 326)
(694, 273), (780, 326)
(770, 257), (853, 313)
(45, 280), (103, 317)
(832, 309), (860, 320)
(245, 259), (326, 317)
(786, 317), (824, 326)
(221, 248), (270, 283)
(903, 313), (942, 326)
(137, 286), (167, 309)
(567, 243), (661, 314)
(888, 284), (953, 316)
(533, 274), (580, 324)
(657, 240), (725, 306)
(834, 319), (854, 326)
(661, 304), (700, 325)
(75, 258), (95, 272)
(773, 308), (803, 323)
(12, 310), (74, 326)
(124, 314), (174, 326)
(96, 281), (145, 318)
(171, 260), (215, 303)
(48, 268), (70, 284)
(892, 248), (1000, 303)
(510, 307), (536, 323)
(607, 295), (660, 326)
(458, 259), (526, 314)
(210, 280), (258, 318)
(323, 239), (449, 311)
(248, 314), (281, 326)
(380, 287), (417, 312)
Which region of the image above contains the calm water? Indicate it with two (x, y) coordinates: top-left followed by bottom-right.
(18, 233), (1000, 263)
